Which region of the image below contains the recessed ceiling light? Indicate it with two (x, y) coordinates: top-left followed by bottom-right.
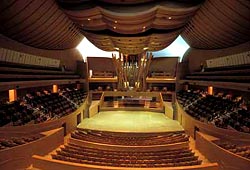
(115, 21), (118, 23)
(143, 47), (149, 50)
(88, 18), (91, 21)
(143, 26), (146, 29)
(113, 26), (116, 29)
(168, 16), (172, 20)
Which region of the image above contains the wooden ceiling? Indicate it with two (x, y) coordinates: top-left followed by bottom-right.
(0, 0), (249, 53)
(0, 0), (83, 50)
(182, 0), (250, 49)
(58, 0), (201, 54)
(82, 29), (182, 54)
(59, 1), (200, 34)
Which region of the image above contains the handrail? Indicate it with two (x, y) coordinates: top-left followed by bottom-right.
(99, 92), (105, 107)
(159, 92), (164, 108)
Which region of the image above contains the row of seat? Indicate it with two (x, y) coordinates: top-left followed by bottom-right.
(214, 141), (250, 160)
(71, 129), (189, 146)
(0, 134), (42, 150)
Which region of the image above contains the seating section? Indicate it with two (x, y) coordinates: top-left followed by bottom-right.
(0, 89), (87, 127)
(24, 92), (77, 121)
(0, 101), (38, 126)
(0, 134), (42, 150)
(51, 129), (202, 168)
(71, 129), (189, 146)
(52, 143), (201, 168)
(214, 141), (250, 160)
(177, 90), (250, 133)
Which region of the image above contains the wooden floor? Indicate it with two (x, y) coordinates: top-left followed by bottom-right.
(78, 110), (183, 133)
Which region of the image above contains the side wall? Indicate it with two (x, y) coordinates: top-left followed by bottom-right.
(0, 34), (83, 71)
(182, 41), (250, 73)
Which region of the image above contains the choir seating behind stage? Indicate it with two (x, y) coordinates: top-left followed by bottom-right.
(177, 90), (250, 133)
(91, 71), (115, 78)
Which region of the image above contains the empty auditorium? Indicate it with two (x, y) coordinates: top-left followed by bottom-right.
(0, 0), (250, 170)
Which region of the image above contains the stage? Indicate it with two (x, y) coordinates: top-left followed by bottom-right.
(78, 110), (183, 133)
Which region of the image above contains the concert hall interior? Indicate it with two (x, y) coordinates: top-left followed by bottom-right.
(0, 0), (250, 170)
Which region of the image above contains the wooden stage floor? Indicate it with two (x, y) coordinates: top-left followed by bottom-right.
(78, 111), (183, 133)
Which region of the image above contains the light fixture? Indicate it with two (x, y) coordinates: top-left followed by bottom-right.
(87, 18), (91, 21)
(114, 47), (119, 50)
(113, 26), (116, 29)
(168, 16), (172, 20)
(143, 47), (149, 50)
(115, 21), (118, 23)
(143, 26), (146, 29)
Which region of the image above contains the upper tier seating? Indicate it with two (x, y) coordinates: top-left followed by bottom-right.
(71, 129), (189, 146)
(185, 64), (250, 83)
(0, 62), (80, 82)
(177, 90), (250, 133)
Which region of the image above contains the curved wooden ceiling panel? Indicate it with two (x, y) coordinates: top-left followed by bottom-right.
(0, 0), (83, 49)
(83, 29), (182, 54)
(181, 0), (250, 49)
(58, 0), (155, 5)
(99, 0), (155, 5)
(60, 1), (201, 35)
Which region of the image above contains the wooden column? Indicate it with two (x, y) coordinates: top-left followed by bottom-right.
(9, 89), (17, 102)
(208, 86), (213, 95)
(53, 85), (58, 93)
